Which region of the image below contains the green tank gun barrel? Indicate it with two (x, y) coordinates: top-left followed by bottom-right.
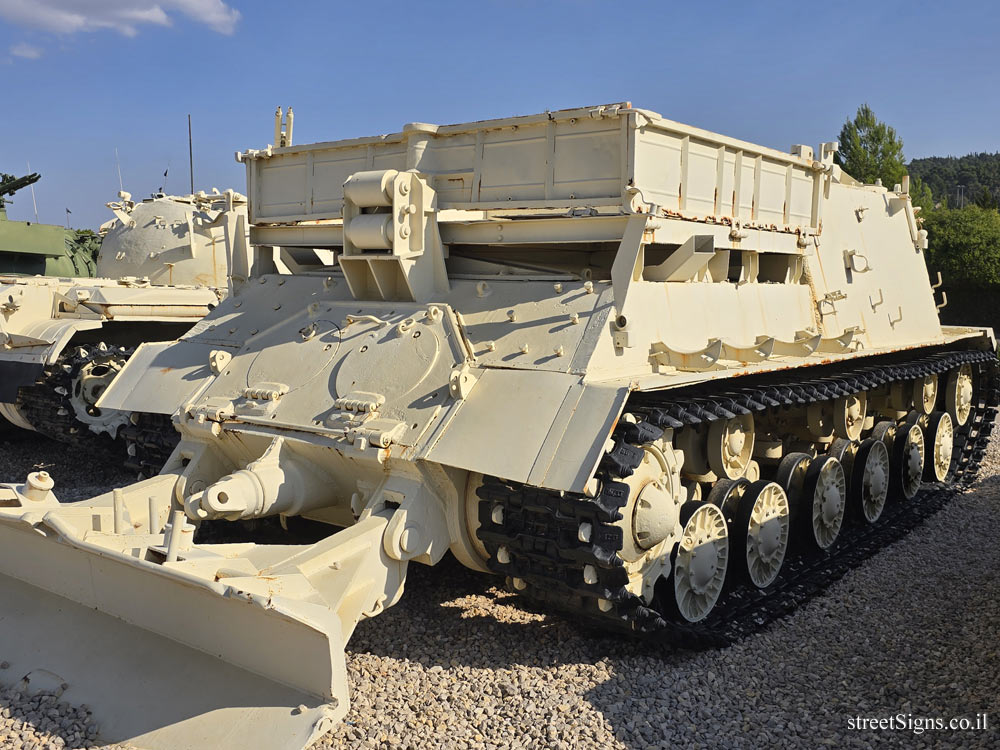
(0, 172), (41, 199)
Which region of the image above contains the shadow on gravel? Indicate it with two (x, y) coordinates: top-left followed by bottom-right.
(0, 431), (134, 501)
(348, 554), (690, 670)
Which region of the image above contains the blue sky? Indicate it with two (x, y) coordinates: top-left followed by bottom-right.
(2, 0), (997, 229)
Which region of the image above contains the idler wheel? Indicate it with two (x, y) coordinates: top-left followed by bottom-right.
(849, 437), (890, 524)
(923, 411), (954, 483)
(799, 455), (847, 551)
(668, 502), (729, 623)
(890, 423), (924, 500)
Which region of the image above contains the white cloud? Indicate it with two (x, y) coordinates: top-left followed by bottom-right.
(0, 0), (241, 37)
(9, 41), (42, 59)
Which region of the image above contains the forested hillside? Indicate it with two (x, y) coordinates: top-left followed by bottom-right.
(908, 152), (1000, 208)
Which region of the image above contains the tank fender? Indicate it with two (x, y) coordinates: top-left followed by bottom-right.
(4, 317), (104, 363)
(424, 369), (629, 494)
(0, 318), (103, 403)
(96, 339), (233, 415)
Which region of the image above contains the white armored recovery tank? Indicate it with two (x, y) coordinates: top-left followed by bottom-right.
(0, 188), (250, 467)
(0, 103), (995, 749)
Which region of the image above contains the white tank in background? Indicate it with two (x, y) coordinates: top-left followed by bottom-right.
(0, 189), (250, 456)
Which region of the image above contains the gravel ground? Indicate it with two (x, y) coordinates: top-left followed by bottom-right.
(0, 427), (997, 749)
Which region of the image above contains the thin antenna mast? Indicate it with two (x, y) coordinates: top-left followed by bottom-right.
(188, 114), (194, 194)
(115, 148), (124, 192)
(26, 159), (38, 223)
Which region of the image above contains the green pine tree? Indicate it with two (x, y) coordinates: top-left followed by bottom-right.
(835, 104), (907, 187)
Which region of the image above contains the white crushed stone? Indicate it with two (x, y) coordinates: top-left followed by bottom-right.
(1, 429), (997, 749)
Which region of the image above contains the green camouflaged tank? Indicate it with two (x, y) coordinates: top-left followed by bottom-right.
(0, 173), (97, 277)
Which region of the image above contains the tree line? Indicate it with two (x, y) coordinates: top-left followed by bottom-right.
(908, 153), (1000, 210)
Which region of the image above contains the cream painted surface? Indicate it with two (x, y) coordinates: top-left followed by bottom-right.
(98, 190), (249, 288)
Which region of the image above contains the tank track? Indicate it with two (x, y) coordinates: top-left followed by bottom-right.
(16, 343), (132, 453)
(477, 347), (999, 648)
(122, 412), (180, 477)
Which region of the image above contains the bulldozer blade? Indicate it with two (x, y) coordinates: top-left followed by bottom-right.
(0, 503), (350, 750)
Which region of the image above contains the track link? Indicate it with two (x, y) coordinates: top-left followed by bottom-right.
(477, 348), (999, 648)
(122, 412), (180, 477)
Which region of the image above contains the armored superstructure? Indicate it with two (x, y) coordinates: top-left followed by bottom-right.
(0, 103), (994, 749)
